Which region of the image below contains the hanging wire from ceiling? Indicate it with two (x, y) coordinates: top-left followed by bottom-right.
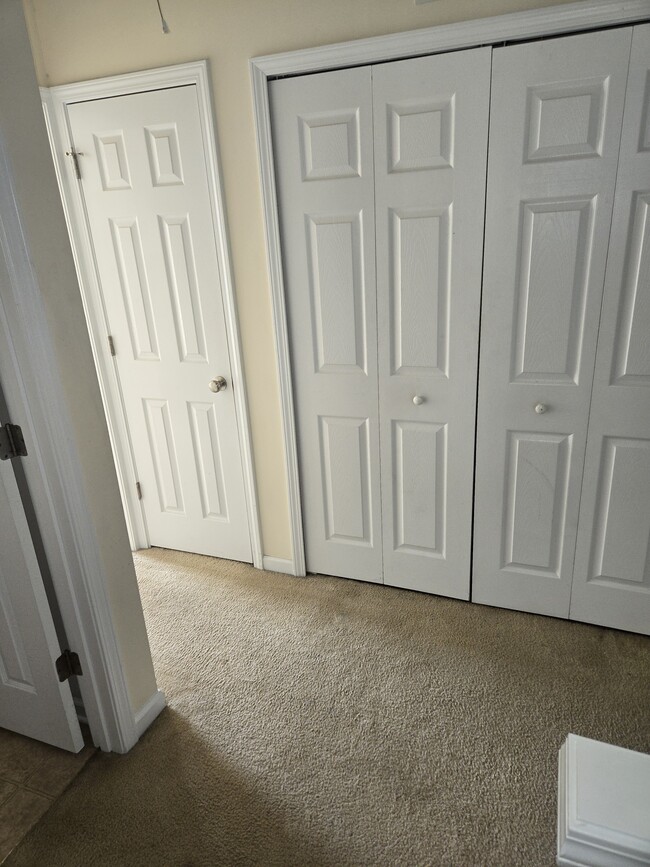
(156, 0), (170, 34)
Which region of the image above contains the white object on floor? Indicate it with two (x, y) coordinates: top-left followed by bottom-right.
(557, 733), (650, 866)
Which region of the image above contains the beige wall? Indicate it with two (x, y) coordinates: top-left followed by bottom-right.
(2, 0), (158, 716)
(23, 0), (575, 559)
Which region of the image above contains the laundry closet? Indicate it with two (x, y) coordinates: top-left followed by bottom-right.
(268, 23), (650, 635)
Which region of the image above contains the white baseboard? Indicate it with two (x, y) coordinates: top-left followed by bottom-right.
(262, 556), (294, 575)
(134, 689), (167, 739)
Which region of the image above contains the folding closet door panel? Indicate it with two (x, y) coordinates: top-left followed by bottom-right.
(473, 28), (632, 617)
(570, 24), (650, 635)
(270, 67), (383, 582)
(373, 48), (491, 598)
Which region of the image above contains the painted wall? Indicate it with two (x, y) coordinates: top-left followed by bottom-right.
(1, 0), (158, 717)
(23, 0), (576, 559)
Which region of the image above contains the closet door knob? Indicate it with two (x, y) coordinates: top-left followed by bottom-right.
(534, 403), (548, 414)
(209, 376), (227, 393)
(412, 395), (424, 406)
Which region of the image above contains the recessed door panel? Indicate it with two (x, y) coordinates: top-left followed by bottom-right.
(473, 28), (632, 617)
(307, 213), (367, 373)
(374, 47), (491, 597)
(68, 85), (252, 561)
(502, 431), (572, 575)
(512, 198), (594, 384)
(110, 218), (159, 360)
(571, 24), (650, 634)
(390, 207), (450, 376)
(586, 437), (650, 587)
(159, 215), (207, 363)
(188, 402), (228, 521)
(319, 416), (373, 545)
(610, 192), (650, 384)
(392, 420), (446, 557)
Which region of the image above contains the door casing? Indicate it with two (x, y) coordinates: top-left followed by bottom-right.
(251, 0), (650, 578)
(42, 61), (262, 568)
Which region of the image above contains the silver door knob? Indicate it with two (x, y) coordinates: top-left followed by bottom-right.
(534, 403), (547, 414)
(412, 395), (424, 406)
(209, 376), (227, 393)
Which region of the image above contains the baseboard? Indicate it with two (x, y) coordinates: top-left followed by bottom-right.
(134, 689), (167, 739)
(262, 556), (294, 575)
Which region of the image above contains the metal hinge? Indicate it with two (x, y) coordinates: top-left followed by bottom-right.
(65, 148), (83, 180)
(108, 335), (116, 357)
(0, 423), (28, 461)
(55, 649), (83, 682)
(136, 482), (142, 500)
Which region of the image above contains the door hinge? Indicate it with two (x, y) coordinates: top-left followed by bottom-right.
(136, 481), (142, 500)
(55, 649), (83, 682)
(108, 335), (116, 356)
(65, 148), (83, 180)
(0, 423), (28, 461)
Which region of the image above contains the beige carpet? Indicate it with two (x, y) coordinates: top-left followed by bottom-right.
(8, 548), (650, 866)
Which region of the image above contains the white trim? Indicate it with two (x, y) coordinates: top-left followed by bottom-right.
(134, 689), (167, 738)
(262, 556), (295, 575)
(250, 0), (650, 580)
(253, 0), (650, 76)
(42, 61), (263, 569)
(0, 130), (137, 754)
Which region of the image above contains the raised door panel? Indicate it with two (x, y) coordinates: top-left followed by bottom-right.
(473, 28), (632, 617)
(270, 67), (382, 582)
(570, 24), (650, 635)
(373, 47), (491, 597)
(67, 85), (251, 561)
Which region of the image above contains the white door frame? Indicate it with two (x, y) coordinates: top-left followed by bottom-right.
(0, 127), (141, 754)
(42, 61), (262, 568)
(250, 0), (650, 577)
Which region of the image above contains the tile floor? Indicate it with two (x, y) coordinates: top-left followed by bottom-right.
(0, 728), (94, 863)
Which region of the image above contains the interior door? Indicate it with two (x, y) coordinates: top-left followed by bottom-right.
(270, 67), (382, 583)
(67, 86), (251, 562)
(569, 24), (650, 636)
(472, 29), (632, 617)
(0, 436), (83, 751)
(372, 48), (491, 598)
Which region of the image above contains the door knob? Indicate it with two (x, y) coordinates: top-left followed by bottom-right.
(209, 376), (227, 393)
(534, 403), (548, 414)
(412, 395), (424, 406)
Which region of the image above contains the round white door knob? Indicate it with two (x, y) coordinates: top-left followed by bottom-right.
(534, 403), (548, 414)
(209, 376), (227, 393)
(412, 395), (424, 406)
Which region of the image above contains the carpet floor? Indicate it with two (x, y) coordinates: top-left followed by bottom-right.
(7, 548), (650, 866)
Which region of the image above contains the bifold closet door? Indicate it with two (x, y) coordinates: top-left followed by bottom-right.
(270, 67), (383, 582)
(272, 49), (490, 592)
(373, 49), (490, 597)
(570, 24), (650, 636)
(472, 29), (632, 617)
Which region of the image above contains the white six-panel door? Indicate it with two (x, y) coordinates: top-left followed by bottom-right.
(0, 447), (83, 751)
(270, 67), (382, 583)
(570, 24), (650, 636)
(272, 48), (489, 595)
(373, 49), (490, 597)
(67, 86), (251, 562)
(472, 29), (632, 618)
(271, 27), (647, 634)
